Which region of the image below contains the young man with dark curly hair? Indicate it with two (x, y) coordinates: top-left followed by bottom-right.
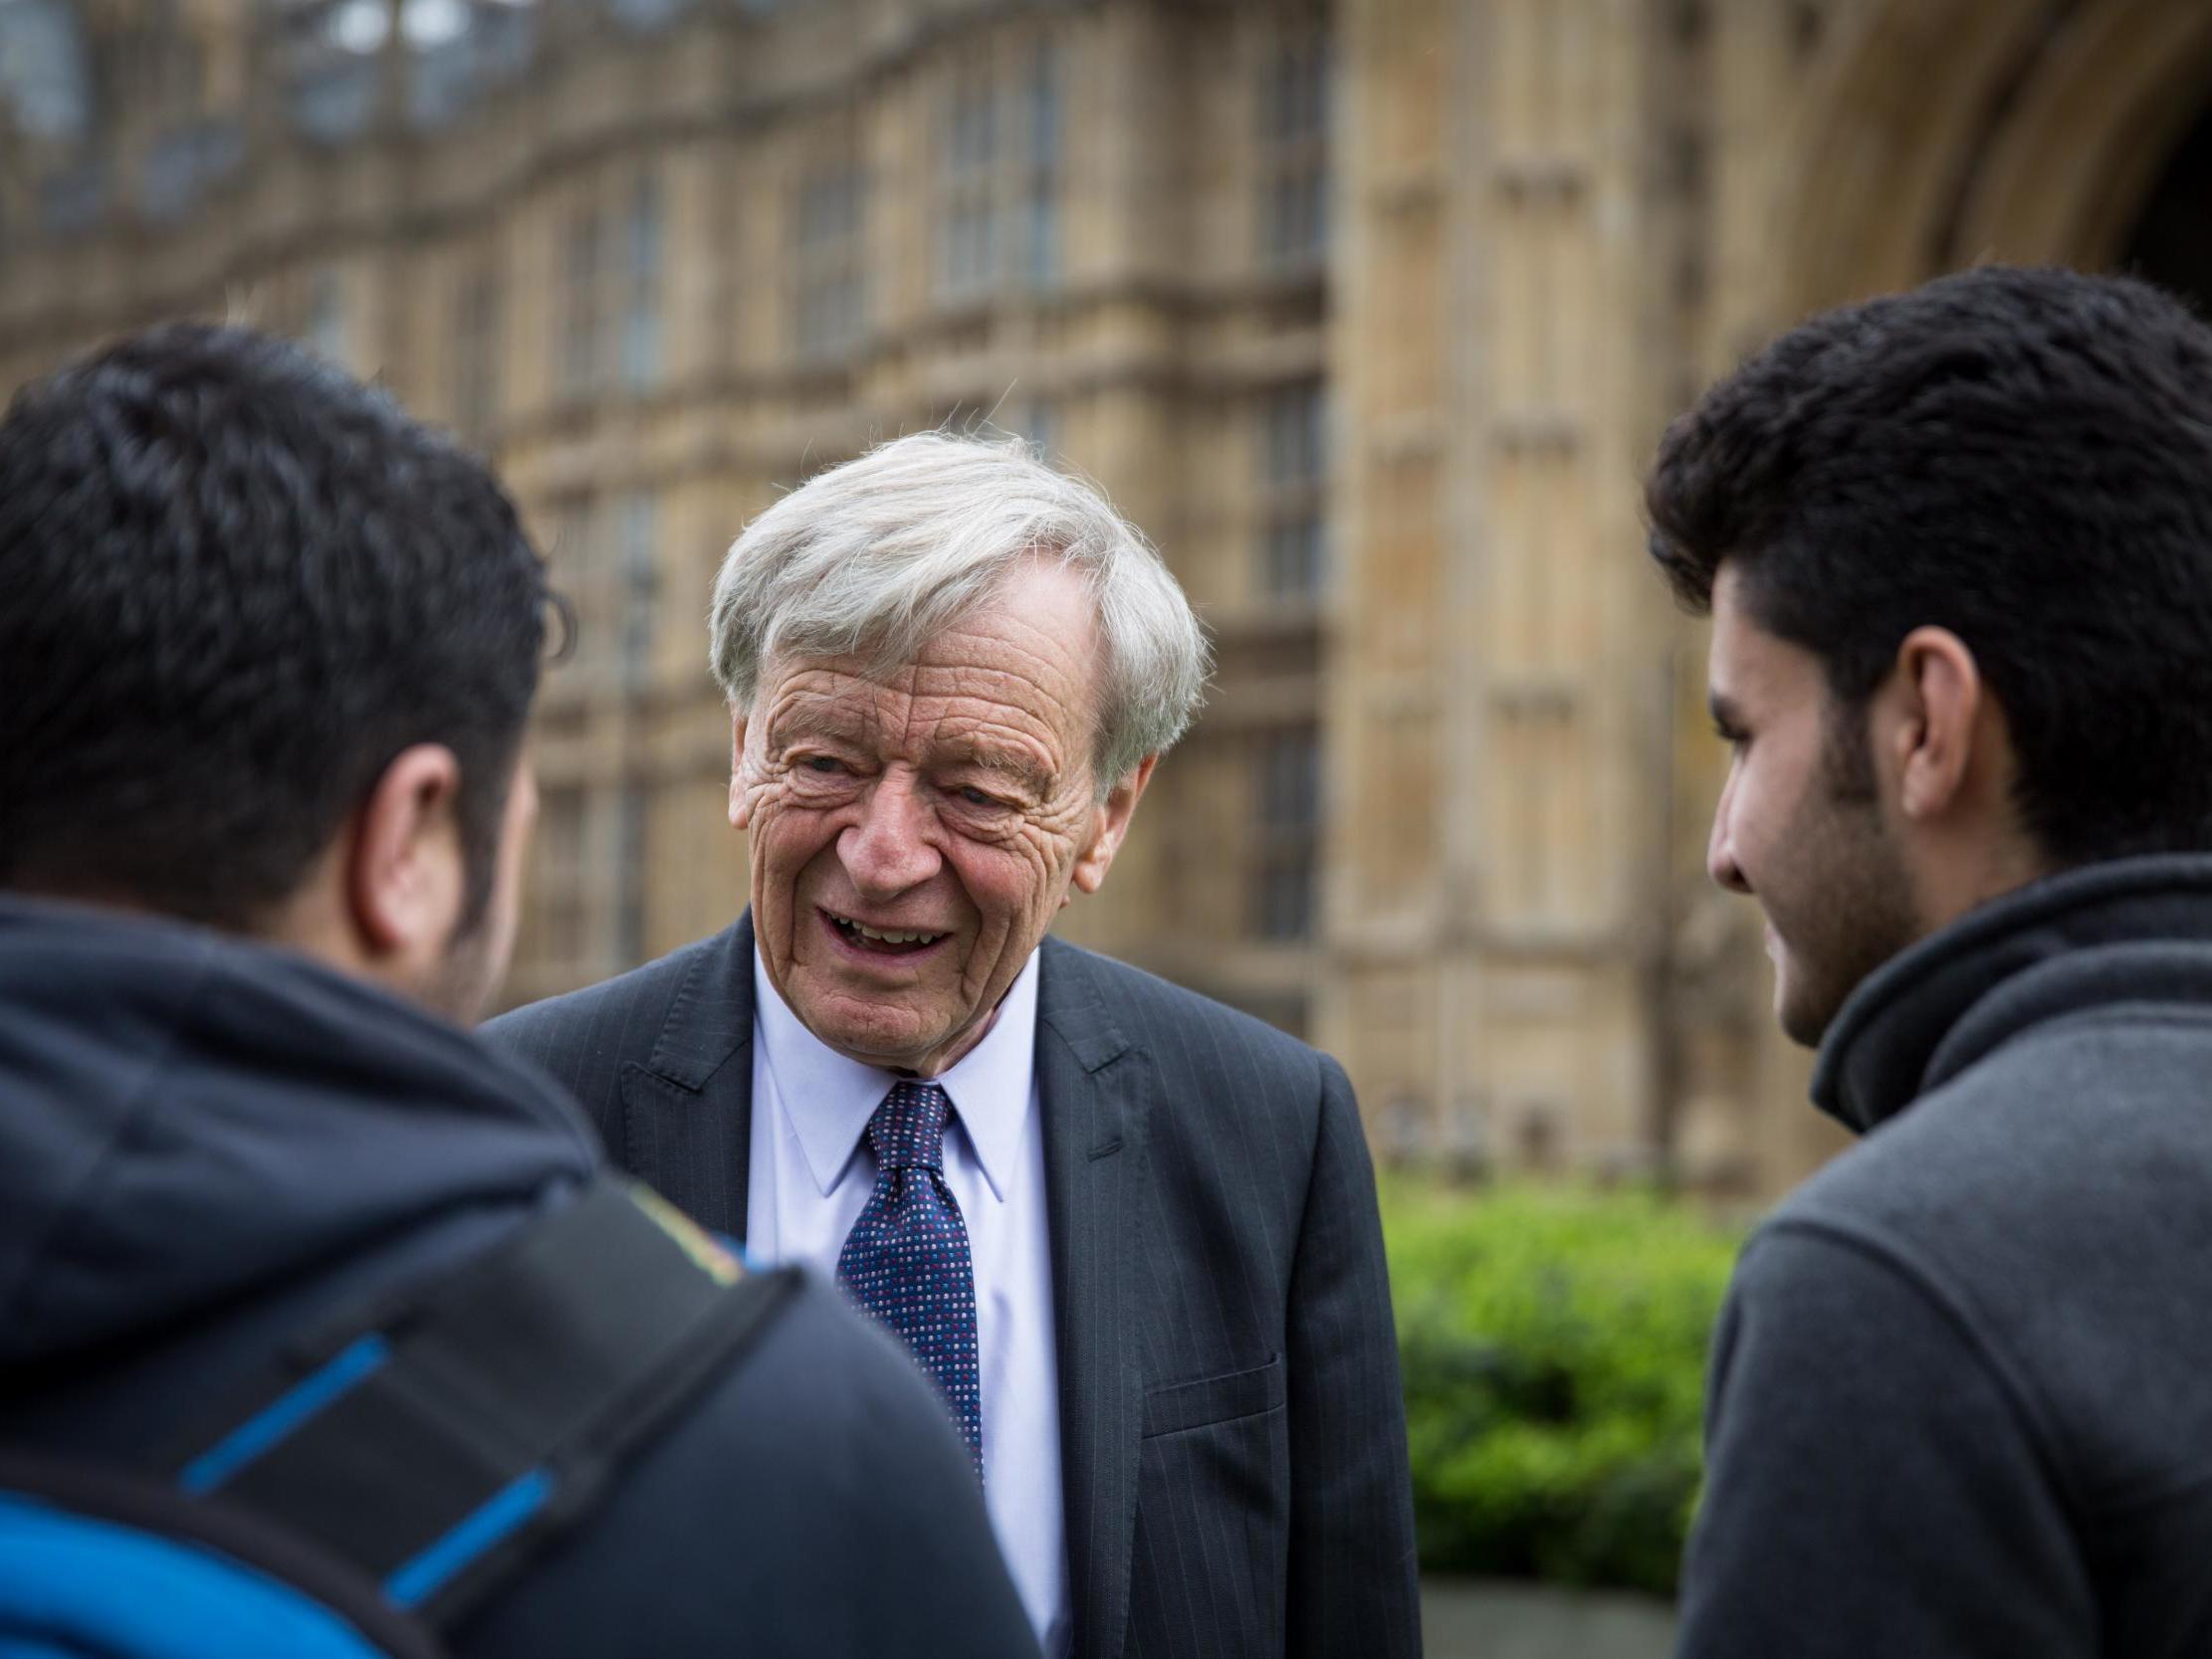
(1649, 266), (2212, 1658)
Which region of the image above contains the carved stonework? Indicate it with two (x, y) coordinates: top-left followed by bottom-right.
(5, 0), (2207, 1198)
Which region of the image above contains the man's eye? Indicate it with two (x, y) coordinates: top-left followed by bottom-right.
(803, 755), (846, 774)
(959, 786), (1005, 809)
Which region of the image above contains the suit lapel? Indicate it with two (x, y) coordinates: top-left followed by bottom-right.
(1037, 937), (1150, 1659)
(615, 912), (759, 1242)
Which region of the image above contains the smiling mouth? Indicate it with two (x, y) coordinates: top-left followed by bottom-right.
(821, 908), (950, 956)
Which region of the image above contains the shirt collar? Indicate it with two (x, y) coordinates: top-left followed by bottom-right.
(752, 944), (1040, 1204)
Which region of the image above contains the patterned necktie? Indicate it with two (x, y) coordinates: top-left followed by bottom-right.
(835, 1080), (984, 1479)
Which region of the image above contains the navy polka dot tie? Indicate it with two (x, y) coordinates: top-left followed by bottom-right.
(836, 1080), (984, 1479)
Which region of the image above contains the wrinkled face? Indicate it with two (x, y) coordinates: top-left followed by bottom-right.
(1706, 568), (1920, 1047)
(732, 561), (1149, 1075)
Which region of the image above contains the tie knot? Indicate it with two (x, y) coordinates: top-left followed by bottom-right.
(867, 1080), (952, 1173)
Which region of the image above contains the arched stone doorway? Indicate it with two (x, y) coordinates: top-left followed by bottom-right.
(1685, 0), (2212, 1199)
(1782, 0), (2212, 314)
(2124, 100), (2212, 315)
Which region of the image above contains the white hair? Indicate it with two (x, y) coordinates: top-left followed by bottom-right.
(709, 431), (1210, 791)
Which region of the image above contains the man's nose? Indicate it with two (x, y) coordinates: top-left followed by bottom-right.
(1707, 783), (1751, 895)
(839, 771), (944, 899)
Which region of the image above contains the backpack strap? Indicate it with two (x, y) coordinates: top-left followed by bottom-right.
(163, 1178), (796, 1629)
(0, 1447), (444, 1659)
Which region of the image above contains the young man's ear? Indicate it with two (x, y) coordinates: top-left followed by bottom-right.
(347, 743), (469, 961)
(1068, 755), (1159, 901)
(1887, 627), (1983, 822)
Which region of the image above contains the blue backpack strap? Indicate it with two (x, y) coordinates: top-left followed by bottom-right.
(0, 1448), (441, 1659)
(159, 1177), (797, 1628)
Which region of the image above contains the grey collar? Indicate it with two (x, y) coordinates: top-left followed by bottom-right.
(1812, 854), (2212, 1133)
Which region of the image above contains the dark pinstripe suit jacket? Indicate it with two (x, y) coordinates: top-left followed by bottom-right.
(484, 916), (1420, 1659)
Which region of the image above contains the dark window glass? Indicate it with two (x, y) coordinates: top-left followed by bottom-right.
(1253, 727), (1321, 941)
(560, 205), (607, 394)
(455, 265), (500, 447)
(618, 492), (658, 693)
(1258, 381), (1328, 599)
(1257, 36), (1329, 269)
(796, 164), (867, 360)
(1019, 42), (1062, 289)
(622, 173), (664, 388)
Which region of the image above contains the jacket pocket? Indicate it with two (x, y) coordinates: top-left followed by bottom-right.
(1141, 1353), (1285, 1438)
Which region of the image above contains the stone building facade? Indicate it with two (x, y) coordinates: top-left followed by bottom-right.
(5, 0), (2208, 1198)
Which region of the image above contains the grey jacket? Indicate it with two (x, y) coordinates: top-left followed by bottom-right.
(1679, 856), (2212, 1658)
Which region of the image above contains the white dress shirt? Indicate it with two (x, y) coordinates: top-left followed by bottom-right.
(747, 946), (1069, 1656)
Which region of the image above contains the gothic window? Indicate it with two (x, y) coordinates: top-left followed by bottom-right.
(1259, 380), (1328, 599)
(1015, 42), (1062, 290)
(454, 262), (500, 448)
(935, 39), (1062, 303)
(1253, 727), (1321, 941)
(939, 63), (998, 301)
(795, 162), (867, 361)
(620, 173), (664, 389)
(1257, 33), (1329, 271)
(616, 491), (659, 694)
(558, 204), (608, 396)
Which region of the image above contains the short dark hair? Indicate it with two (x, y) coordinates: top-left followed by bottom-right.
(0, 322), (554, 928)
(1647, 265), (2212, 865)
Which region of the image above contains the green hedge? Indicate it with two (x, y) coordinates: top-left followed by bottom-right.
(1383, 1178), (1745, 1596)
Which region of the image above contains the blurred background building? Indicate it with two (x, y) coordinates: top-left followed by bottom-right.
(5, 0), (2209, 1200)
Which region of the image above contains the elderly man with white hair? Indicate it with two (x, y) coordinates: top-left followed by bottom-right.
(487, 433), (1420, 1659)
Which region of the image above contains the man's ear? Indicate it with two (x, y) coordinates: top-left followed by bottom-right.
(728, 707), (752, 830)
(347, 743), (468, 960)
(1888, 626), (1984, 822)
(1069, 754), (1159, 899)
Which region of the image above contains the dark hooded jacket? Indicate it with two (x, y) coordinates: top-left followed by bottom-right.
(0, 896), (1037, 1659)
(1677, 856), (2212, 1659)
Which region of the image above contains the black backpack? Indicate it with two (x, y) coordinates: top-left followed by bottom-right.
(0, 1178), (795, 1658)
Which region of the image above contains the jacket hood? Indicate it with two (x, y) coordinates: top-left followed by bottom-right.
(1811, 854), (2212, 1134)
(0, 896), (598, 1369)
